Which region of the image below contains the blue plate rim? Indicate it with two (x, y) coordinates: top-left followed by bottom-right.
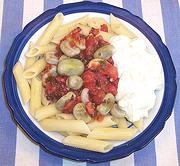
(3, 1), (177, 163)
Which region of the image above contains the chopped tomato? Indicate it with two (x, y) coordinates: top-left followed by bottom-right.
(76, 96), (82, 103)
(94, 114), (104, 122)
(86, 36), (97, 47)
(96, 35), (109, 47)
(45, 76), (69, 102)
(55, 75), (67, 83)
(71, 27), (81, 34)
(46, 83), (56, 94)
(90, 28), (100, 36)
(63, 96), (81, 114)
(100, 24), (108, 32)
(63, 99), (76, 114)
(86, 102), (96, 116)
(90, 88), (105, 105)
(107, 57), (114, 65)
(82, 70), (96, 88)
(113, 78), (119, 87)
(106, 84), (117, 96)
(55, 44), (63, 57)
(104, 62), (118, 81)
(42, 63), (52, 74)
(69, 40), (76, 47)
(96, 72), (108, 89)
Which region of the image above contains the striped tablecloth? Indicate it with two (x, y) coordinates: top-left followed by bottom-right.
(0, 0), (179, 166)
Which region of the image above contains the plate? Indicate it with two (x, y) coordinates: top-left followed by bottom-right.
(3, 1), (176, 162)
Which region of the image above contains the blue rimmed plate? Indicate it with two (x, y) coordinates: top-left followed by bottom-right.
(3, 1), (176, 163)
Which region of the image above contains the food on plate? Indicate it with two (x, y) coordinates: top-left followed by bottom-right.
(29, 77), (42, 116)
(40, 119), (90, 134)
(13, 13), (163, 153)
(13, 62), (30, 104)
(88, 127), (138, 140)
(63, 136), (113, 153)
(111, 35), (163, 122)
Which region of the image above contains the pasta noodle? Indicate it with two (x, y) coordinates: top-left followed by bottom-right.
(55, 114), (79, 136)
(40, 119), (90, 134)
(24, 42), (36, 69)
(77, 24), (91, 36)
(51, 26), (72, 44)
(133, 118), (144, 131)
(25, 43), (56, 58)
(13, 61), (30, 104)
(87, 17), (110, 29)
(23, 58), (46, 79)
(98, 31), (115, 42)
(63, 136), (113, 153)
(41, 88), (50, 106)
(87, 116), (116, 131)
(88, 127), (137, 140)
(36, 13), (64, 46)
(24, 57), (36, 70)
(29, 77), (42, 116)
(113, 117), (128, 128)
(52, 15), (89, 44)
(110, 14), (136, 39)
(35, 104), (58, 121)
(56, 113), (75, 120)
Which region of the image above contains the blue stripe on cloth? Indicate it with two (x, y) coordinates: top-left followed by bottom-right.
(39, 1), (63, 166)
(87, 162), (110, 166)
(44, 0), (63, 10)
(0, 0), (24, 166)
(160, 0), (180, 163)
(122, 0), (142, 18)
(134, 141), (157, 166)
(122, 1), (157, 166)
(39, 149), (63, 166)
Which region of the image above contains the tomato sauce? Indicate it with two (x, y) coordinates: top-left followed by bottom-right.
(42, 26), (119, 118)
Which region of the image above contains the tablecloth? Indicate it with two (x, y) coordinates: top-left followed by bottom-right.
(0, 0), (179, 166)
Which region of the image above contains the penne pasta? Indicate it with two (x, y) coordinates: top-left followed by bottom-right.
(59, 131), (69, 137)
(60, 14), (89, 29)
(77, 24), (91, 36)
(24, 42), (36, 69)
(35, 104), (58, 121)
(29, 77), (42, 116)
(66, 132), (81, 136)
(55, 113), (79, 136)
(87, 116), (116, 131)
(56, 113), (75, 120)
(110, 14), (136, 39)
(88, 127), (137, 141)
(87, 17), (110, 29)
(25, 43), (56, 58)
(23, 58), (46, 79)
(99, 31), (115, 42)
(133, 118), (144, 131)
(40, 119), (90, 134)
(51, 26), (73, 44)
(24, 57), (36, 70)
(13, 61), (30, 105)
(63, 136), (113, 153)
(52, 15), (89, 44)
(113, 117), (128, 128)
(36, 13), (64, 46)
